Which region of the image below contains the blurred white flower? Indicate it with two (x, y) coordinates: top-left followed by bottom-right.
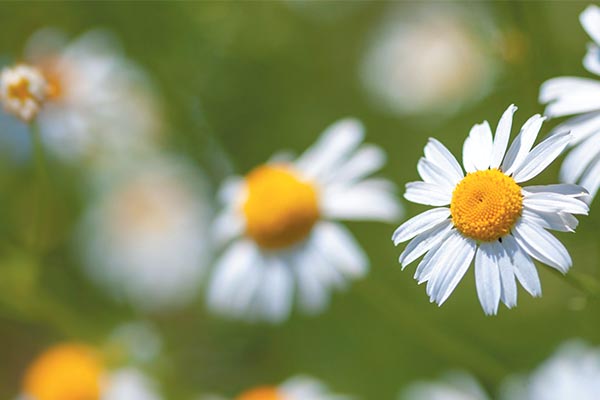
(400, 371), (489, 400)
(501, 341), (600, 400)
(22, 28), (163, 162)
(79, 156), (211, 312)
(393, 105), (588, 314)
(539, 5), (600, 199)
(19, 343), (163, 400)
(208, 376), (351, 400)
(0, 64), (48, 122)
(360, 4), (498, 116)
(208, 118), (401, 323)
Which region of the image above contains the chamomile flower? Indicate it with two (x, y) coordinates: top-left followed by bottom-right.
(400, 371), (489, 400)
(79, 156), (211, 312)
(19, 343), (162, 400)
(203, 376), (350, 400)
(393, 105), (589, 315)
(0, 64), (48, 122)
(539, 5), (600, 199)
(21, 28), (163, 162)
(208, 118), (400, 323)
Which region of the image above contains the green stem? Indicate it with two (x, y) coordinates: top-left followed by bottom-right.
(30, 121), (48, 253)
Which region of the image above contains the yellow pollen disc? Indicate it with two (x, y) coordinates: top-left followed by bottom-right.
(22, 343), (104, 400)
(236, 386), (284, 400)
(450, 169), (523, 242)
(8, 77), (34, 103)
(243, 164), (320, 250)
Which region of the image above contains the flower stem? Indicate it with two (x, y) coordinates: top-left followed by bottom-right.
(29, 121), (48, 253)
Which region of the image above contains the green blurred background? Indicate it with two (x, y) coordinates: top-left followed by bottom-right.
(0, 1), (599, 399)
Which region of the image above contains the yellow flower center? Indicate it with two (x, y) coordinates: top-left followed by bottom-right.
(236, 386), (284, 400)
(22, 343), (104, 400)
(450, 169), (523, 242)
(243, 164), (320, 250)
(8, 77), (35, 103)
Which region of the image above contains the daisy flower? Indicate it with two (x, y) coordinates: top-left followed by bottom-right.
(203, 376), (350, 400)
(393, 105), (589, 315)
(539, 5), (600, 199)
(209, 118), (400, 323)
(15, 28), (162, 162)
(0, 64), (49, 122)
(500, 341), (600, 400)
(400, 371), (489, 400)
(18, 342), (163, 400)
(79, 156), (211, 312)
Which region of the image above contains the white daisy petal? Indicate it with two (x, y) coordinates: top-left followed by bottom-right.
(524, 183), (591, 199)
(313, 222), (368, 278)
(417, 157), (456, 190)
(295, 118), (364, 179)
(427, 233), (476, 306)
(213, 208), (244, 246)
(322, 179), (400, 222)
(404, 181), (452, 206)
(463, 121), (493, 172)
(490, 104), (518, 168)
(414, 240), (445, 284)
(502, 114), (545, 176)
(512, 220), (572, 274)
(331, 144), (386, 184)
(559, 133), (600, 183)
(580, 4), (600, 47)
(523, 192), (589, 215)
(475, 243), (501, 315)
(579, 156), (600, 199)
(392, 207), (451, 245)
(583, 44), (600, 76)
(540, 77), (600, 118)
(512, 132), (571, 183)
(502, 234), (541, 297)
(491, 240), (517, 308)
(549, 111), (600, 145)
(423, 138), (464, 183)
(522, 209), (579, 233)
(258, 258), (294, 323)
(399, 220), (453, 269)
(294, 248), (330, 314)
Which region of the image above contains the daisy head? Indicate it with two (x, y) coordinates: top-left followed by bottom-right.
(20, 28), (163, 162)
(233, 376), (350, 400)
(79, 156), (211, 312)
(19, 342), (162, 400)
(539, 5), (600, 199)
(393, 105), (589, 315)
(209, 118), (401, 323)
(0, 64), (49, 122)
